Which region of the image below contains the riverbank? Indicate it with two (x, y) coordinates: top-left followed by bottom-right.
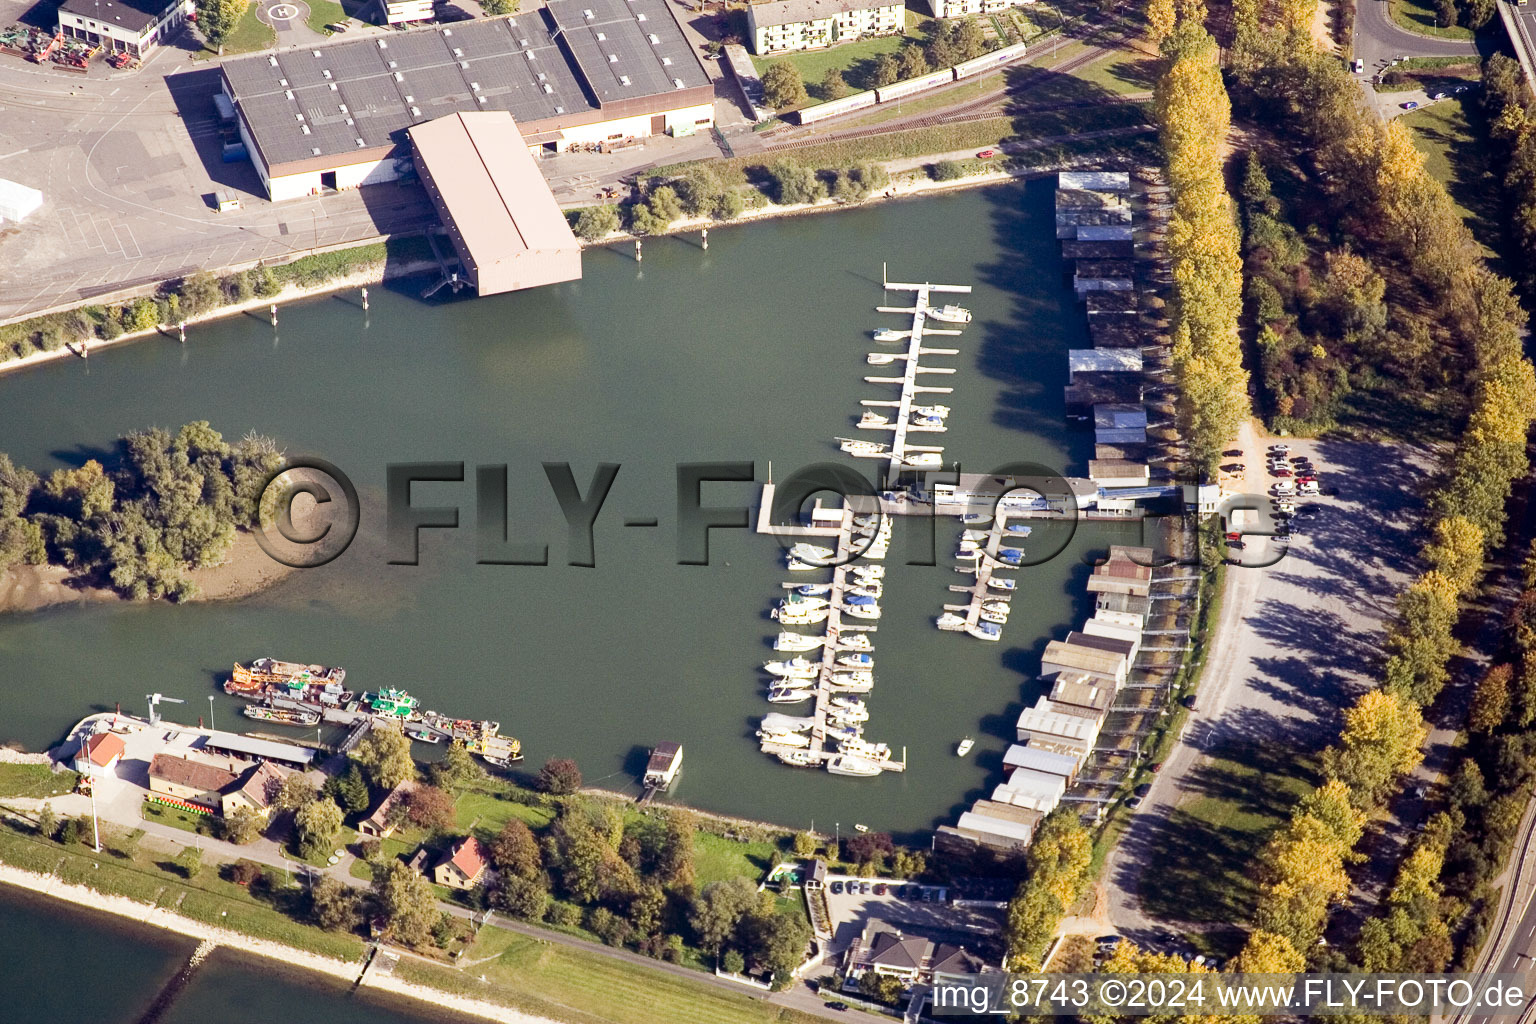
(0, 863), (561, 1024)
(0, 525), (295, 617)
(0, 258), (438, 381)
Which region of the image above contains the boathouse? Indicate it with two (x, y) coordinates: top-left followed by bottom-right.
(643, 741), (684, 791)
(408, 111), (582, 297)
(1039, 640), (1128, 688)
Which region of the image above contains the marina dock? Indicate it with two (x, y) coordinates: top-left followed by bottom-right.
(940, 508), (1027, 641)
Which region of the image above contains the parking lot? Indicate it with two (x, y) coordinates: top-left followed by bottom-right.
(0, 0), (744, 323)
(822, 877), (1004, 953)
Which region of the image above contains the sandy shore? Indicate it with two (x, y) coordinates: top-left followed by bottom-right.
(0, 530), (294, 617)
(0, 863), (561, 1024)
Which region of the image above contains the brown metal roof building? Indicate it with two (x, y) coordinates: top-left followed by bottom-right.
(409, 112), (581, 297)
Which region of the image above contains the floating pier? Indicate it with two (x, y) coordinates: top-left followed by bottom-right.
(942, 509), (1027, 641)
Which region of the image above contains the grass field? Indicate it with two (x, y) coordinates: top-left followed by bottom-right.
(1135, 749), (1314, 956)
(141, 799), (217, 837)
(196, 2), (277, 58)
(0, 764), (78, 799)
(306, 0), (346, 34)
(1388, 0), (1476, 39)
(398, 928), (826, 1024)
(454, 786), (554, 841)
(751, 14), (928, 102)
(1401, 97), (1499, 255)
(693, 831), (779, 888)
(1067, 47), (1158, 96)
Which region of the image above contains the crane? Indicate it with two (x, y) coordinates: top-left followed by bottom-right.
(145, 692), (185, 726)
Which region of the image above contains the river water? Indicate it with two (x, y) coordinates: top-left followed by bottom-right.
(0, 181), (1140, 842)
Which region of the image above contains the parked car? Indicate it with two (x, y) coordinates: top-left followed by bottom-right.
(1272, 468), (1293, 478)
(830, 880), (843, 894)
(1352, 57), (1364, 73)
(1135, 783), (1152, 798)
(1269, 443), (1290, 453)
(977, 149), (996, 159)
(1431, 91), (1447, 100)
(1182, 694), (1198, 710)
(873, 883), (888, 896)
(1149, 761), (1164, 773)
(1402, 100), (1419, 110)
(1271, 482), (1296, 495)
(1223, 449), (1243, 457)
(860, 881), (871, 894)
(1127, 796), (1143, 809)
(826, 1002), (850, 1011)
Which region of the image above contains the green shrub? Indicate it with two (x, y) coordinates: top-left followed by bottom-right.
(929, 160), (966, 181)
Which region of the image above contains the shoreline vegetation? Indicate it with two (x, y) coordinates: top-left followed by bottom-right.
(0, 866), (557, 1024)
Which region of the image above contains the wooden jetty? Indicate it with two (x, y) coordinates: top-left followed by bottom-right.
(942, 509), (1025, 640)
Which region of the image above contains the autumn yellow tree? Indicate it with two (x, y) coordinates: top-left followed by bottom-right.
(1468, 662), (1513, 734)
(1321, 689), (1427, 809)
(1381, 570), (1461, 706)
(1146, 0), (1176, 46)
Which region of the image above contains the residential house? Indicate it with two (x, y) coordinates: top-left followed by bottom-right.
(147, 754), (239, 812)
(357, 779), (420, 839)
(220, 761), (286, 819)
(747, 0), (903, 55)
(434, 835), (489, 890)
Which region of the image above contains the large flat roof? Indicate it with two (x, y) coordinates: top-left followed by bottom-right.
(223, 18), (596, 172)
(409, 111), (580, 290)
(199, 730), (317, 766)
(545, 0), (710, 105)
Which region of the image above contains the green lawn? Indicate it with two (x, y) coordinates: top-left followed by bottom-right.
(398, 927), (826, 1024)
(454, 786), (554, 841)
(1388, 0), (1476, 39)
(195, 1), (277, 58)
(306, 0), (346, 34)
(0, 764), (78, 800)
(752, 14), (928, 100)
(1136, 750), (1314, 957)
(1068, 47), (1158, 96)
(140, 799), (217, 837)
(692, 831), (780, 888)
(1401, 97), (1499, 254)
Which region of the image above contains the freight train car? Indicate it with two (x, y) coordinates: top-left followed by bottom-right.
(952, 42), (1029, 79)
(873, 69), (956, 103)
(793, 90), (877, 125)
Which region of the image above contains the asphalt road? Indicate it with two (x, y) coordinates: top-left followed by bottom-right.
(1352, 0), (1481, 78)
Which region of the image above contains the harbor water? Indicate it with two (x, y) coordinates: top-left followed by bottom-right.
(0, 180), (1143, 838)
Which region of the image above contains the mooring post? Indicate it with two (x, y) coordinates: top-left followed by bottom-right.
(635, 238), (643, 262)
(701, 228), (708, 251)
(178, 320), (186, 343)
(270, 303), (278, 327)
(360, 287), (369, 310)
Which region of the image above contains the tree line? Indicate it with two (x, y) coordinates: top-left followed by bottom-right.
(1483, 54), (1536, 305)
(1153, 11), (1251, 475)
(0, 421), (282, 600)
(568, 159), (891, 242)
(1213, 0), (1536, 973)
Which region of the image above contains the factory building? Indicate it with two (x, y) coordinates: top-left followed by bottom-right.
(221, 0), (713, 201)
(57, 0), (193, 58)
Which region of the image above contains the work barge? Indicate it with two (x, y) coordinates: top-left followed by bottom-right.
(224, 658), (522, 765)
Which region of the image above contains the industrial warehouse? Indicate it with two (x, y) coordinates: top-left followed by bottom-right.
(220, 0), (714, 202)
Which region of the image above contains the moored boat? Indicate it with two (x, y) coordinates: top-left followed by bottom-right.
(767, 687), (813, 704)
(986, 577), (1016, 592)
(839, 437), (890, 456)
(843, 602), (881, 620)
(911, 404), (950, 418)
(927, 304), (972, 324)
(858, 411), (893, 429)
(242, 703), (321, 727)
(967, 621), (1002, 641)
(788, 543), (834, 562)
(936, 612), (967, 631)
(872, 328), (906, 342)
(773, 605), (831, 625)
(764, 658), (817, 678)
(826, 753), (882, 777)
(836, 634), (873, 652)
(774, 632), (825, 652)
(836, 653), (873, 669)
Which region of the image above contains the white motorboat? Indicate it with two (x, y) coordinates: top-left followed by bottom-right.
(843, 602), (881, 620)
(961, 529), (989, 543)
(960, 512), (992, 524)
(866, 353), (900, 366)
(828, 707), (869, 726)
(936, 612), (967, 631)
(833, 670), (874, 687)
(780, 594), (829, 611)
(840, 437), (889, 456)
(786, 557), (820, 572)
(955, 548), (983, 562)
(831, 695), (867, 711)
(902, 452), (944, 468)
(851, 564), (885, 580)
(911, 414), (946, 429)
(864, 540), (889, 560)
(980, 608), (1008, 625)
(826, 754), (882, 777)
(848, 584), (883, 600)
(777, 749), (818, 766)
(829, 675), (873, 693)
(789, 543), (834, 562)
(759, 730), (811, 747)
(837, 634), (873, 652)
(773, 606), (830, 625)
(770, 674), (815, 689)
(981, 600), (1011, 615)
(956, 736), (974, 757)
(774, 632), (825, 652)
(859, 411), (893, 429)
(836, 653), (873, 669)
(872, 328), (906, 342)
(986, 577), (1016, 592)
(967, 621), (1001, 641)
(764, 658), (817, 677)
(911, 404), (950, 418)
(852, 515), (879, 530)
(797, 583), (832, 596)
(766, 687), (812, 704)
(840, 737), (891, 760)
(927, 304), (972, 324)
